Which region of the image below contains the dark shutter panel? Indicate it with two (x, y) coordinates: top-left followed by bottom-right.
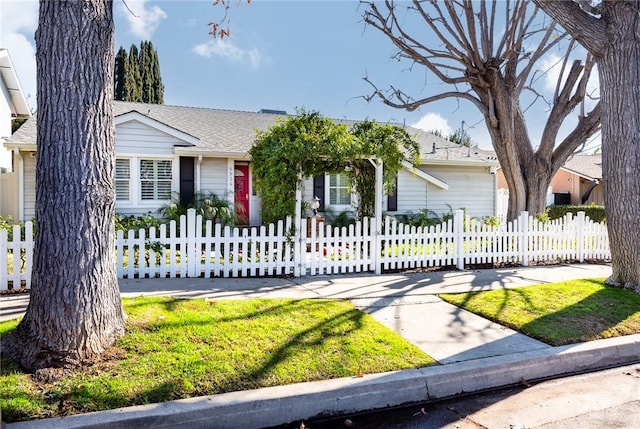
(179, 157), (195, 205)
(387, 175), (398, 212)
(313, 174), (325, 211)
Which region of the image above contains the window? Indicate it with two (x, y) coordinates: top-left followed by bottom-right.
(140, 159), (172, 200)
(115, 159), (130, 201)
(329, 173), (351, 205)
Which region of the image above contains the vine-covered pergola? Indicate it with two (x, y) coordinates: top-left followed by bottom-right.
(249, 111), (421, 274)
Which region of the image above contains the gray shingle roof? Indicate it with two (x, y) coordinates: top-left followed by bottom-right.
(7, 101), (497, 165)
(562, 154), (602, 180)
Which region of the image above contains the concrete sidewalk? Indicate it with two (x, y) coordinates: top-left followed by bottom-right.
(115, 262), (609, 365)
(4, 263), (640, 429)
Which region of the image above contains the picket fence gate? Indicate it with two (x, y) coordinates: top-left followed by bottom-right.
(1, 210), (610, 290)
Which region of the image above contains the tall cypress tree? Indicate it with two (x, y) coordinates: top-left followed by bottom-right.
(115, 41), (163, 104)
(139, 41), (152, 103)
(125, 44), (142, 102)
(114, 47), (128, 101)
(148, 41), (164, 104)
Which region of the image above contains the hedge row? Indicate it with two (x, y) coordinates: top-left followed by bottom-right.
(546, 205), (606, 223)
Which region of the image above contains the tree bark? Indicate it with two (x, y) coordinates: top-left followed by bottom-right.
(3, 0), (126, 373)
(533, 1), (640, 291)
(598, 7), (640, 291)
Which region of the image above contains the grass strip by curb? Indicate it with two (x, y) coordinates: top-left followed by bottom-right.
(0, 297), (435, 423)
(440, 278), (640, 346)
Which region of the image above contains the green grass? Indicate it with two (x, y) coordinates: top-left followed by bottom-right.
(440, 278), (640, 346)
(0, 297), (435, 423)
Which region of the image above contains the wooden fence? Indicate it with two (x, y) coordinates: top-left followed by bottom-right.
(1, 210), (610, 290)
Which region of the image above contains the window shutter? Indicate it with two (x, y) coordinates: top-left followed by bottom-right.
(313, 174), (325, 211)
(179, 157), (195, 205)
(115, 159), (130, 200)
(387, 174), (398, 211)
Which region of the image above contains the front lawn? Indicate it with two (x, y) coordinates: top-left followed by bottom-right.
(0, 297), (435, 423)
(440, 278), (640, 345)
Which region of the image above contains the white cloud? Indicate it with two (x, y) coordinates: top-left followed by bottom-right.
(193, 39), (267, 69)
(117, 0), (167, 40)
(411, 112), (452, 135)
(537, 51), (600, 100)
(538, 53), (564, 92)
(0, 0), (38, 110)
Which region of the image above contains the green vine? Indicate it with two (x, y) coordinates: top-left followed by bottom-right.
(249, 110), (420, 223)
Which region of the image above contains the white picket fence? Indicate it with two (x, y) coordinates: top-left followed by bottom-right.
(1, 210), (610, 290)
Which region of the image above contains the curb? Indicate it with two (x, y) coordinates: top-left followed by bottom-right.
(6, 334), (639, 429)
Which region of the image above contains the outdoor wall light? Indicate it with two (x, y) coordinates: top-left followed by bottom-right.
(310, 196), (321, 215)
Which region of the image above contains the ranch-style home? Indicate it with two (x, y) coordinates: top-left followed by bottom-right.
(4, 101), (500, 225)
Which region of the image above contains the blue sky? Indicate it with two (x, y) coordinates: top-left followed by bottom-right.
(0, 0), (601, 152)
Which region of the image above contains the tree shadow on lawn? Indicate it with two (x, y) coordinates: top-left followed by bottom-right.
(0, 295), (436, 423)
(119, 298), (404, 394)
(442, 279), (640, 346)
(521, 286), (640, 346)
(443, 285), (538, 332)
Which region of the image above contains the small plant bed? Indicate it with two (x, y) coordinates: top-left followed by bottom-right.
(439, 278), (640, 346)
(0, 297), (435, 423)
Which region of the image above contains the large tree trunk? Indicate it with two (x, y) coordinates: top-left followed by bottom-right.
(495, 140), (553, 220)
(3, 0), (125, 374)
(599, 9), (640, 292)
(482, 75), (556, 220)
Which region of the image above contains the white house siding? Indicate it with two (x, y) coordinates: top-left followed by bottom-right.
(302, 177), (314, 209)
(199, 157), (228, 197)
(23, 151), (36, 220)
(115, 120), (184, 155)
(394, 168), (428, 213)
(422, 165), (495, 218)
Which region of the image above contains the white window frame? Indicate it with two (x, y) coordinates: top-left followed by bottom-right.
(140, 159), (173, 202)
(115, 155), (178, 210)
(326, 173), (353, 209)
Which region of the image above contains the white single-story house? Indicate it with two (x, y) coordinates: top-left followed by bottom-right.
(4, 101), (499, 225)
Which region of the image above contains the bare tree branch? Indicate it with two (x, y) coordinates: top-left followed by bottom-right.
(532, 0), (606, 55)
(362, 74), (485, 113)
(361, 0), (602, 218)
(550, 102), (601, 171)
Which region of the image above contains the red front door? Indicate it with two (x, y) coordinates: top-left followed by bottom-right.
(234, 164), (250, 225)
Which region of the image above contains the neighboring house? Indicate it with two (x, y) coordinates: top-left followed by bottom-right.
(0, 48), (32, 219)
(496, 154), (603, 206)
(5, 101), (499, 224)
(549, 155), (603, 206)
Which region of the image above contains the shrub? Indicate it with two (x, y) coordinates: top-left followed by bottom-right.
(546, 205), (606, 223)
(115, 213), (162, 232)
(477, 215), (501, 227)
(324, 209), (355, 229)
(0, 216), (34, 241)
(535, 211), (550, 224)
(391, 207), (454, 228)
(158, 191), (237, 226)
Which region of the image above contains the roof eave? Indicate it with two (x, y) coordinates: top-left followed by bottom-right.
(559, 166), (601, 182)
(173, 148), (250, 159)
(0, 49), (32, 117)
(421, 158), (499, 167)
(4, 142), (36, 151)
